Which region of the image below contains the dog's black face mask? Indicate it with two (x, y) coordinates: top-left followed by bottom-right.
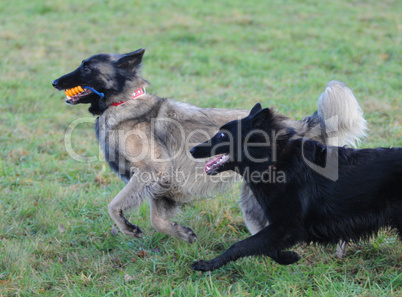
(191, 128), (235, 175)
(190, 103), (283, 175)
(52, 49), (145, 115)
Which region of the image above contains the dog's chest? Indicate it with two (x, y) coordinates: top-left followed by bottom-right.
(95, 116), (150, 182)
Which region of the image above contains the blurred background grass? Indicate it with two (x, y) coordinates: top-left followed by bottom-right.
(0, 0), (400, 296)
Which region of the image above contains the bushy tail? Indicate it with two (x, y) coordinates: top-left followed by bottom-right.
(317, 81), (367, 147)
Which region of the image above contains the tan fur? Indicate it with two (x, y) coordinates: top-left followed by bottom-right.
(98, 95), (249, 241)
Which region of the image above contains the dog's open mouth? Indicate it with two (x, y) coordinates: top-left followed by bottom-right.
(64, 86), (93, 104)
(204, 154), (230, 175)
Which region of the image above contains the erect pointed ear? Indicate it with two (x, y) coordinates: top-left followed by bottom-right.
(251, 108), (272, 128)
(249, 103), (262, 116)
(116, 48), (145, 69)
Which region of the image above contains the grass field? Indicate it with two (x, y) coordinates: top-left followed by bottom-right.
(0, 0), (401, 296)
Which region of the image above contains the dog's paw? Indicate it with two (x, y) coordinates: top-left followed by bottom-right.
(123, 224), (144, 239)
(274, 251), (301, 265)
(175, 224), (198, 243)
(335, 241), (348, 258)
(182, 227), (198, 244)
(191, 260), (216, 272)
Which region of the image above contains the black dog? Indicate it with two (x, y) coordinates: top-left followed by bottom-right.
(190, 103), (402, 271)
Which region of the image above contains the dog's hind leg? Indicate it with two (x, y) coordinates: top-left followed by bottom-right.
(192, 225), (301, 272)
(240, 184), (268, 234)
(150, 198), (197, 243)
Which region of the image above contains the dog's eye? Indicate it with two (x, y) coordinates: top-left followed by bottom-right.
(83, 65), (90, 72)
(220, 132), (227, 138)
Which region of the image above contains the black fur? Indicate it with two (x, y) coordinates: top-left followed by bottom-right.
(190, 103), (402, 271)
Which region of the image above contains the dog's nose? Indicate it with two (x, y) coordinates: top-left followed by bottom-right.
(190, 147), (196, 156)
(52, 79), (59, 88)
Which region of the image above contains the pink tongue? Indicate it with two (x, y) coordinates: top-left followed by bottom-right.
(204, 155), (223, 173)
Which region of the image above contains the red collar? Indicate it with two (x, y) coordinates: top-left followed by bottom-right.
(110, 87), (146, 107)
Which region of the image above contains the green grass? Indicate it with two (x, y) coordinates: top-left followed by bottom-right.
(0, 0), (401, 296)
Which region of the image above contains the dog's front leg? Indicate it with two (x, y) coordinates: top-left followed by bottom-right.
(108, 173), (152, 238)
(191, 225), (301, 272)
(150, 198), (197, 243)
(239, 183), (269, 234)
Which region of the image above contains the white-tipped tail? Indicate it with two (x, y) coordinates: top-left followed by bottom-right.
(318, 81), (367, 147)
